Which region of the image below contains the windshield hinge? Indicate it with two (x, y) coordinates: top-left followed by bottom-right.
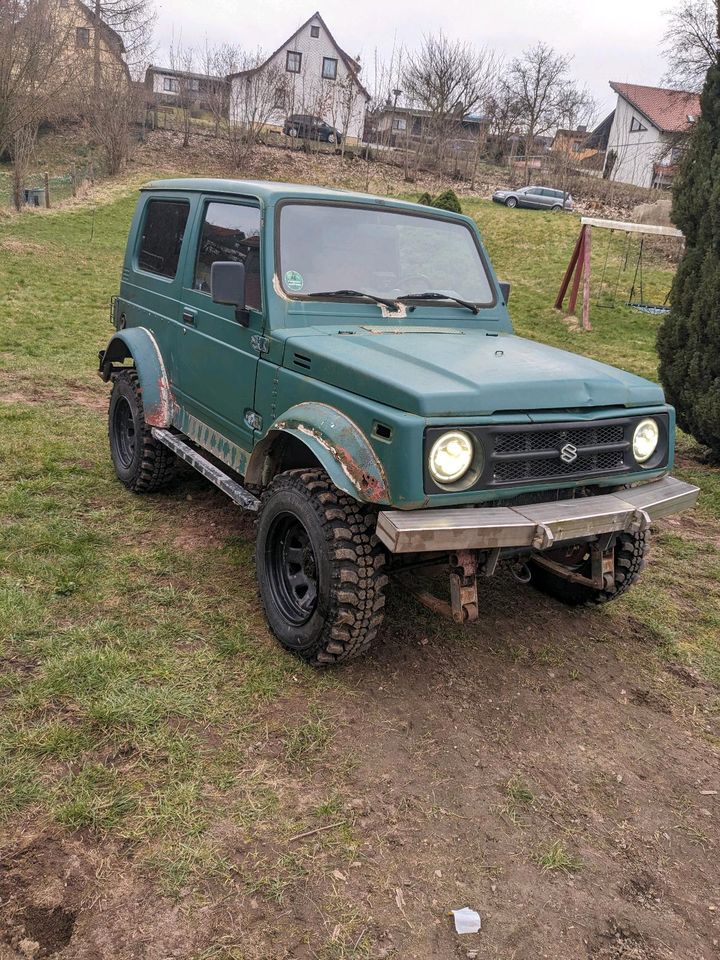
(251, 334), (270, 355)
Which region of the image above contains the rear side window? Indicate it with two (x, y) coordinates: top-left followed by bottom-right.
(194, 201), (262, 310)
(137, 199), (190, 278)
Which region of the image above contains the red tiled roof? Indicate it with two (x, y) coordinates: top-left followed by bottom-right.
(610, 82), (701, 133)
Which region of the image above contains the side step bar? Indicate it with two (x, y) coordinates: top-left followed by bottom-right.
(151, 428), (260, 511)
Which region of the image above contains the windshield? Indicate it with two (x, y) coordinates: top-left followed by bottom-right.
(278, 203), (495, 306)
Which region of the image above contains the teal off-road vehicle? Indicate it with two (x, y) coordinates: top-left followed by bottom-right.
(99, 178), (699, 664)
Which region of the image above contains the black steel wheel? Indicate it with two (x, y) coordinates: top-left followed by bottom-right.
(108, 370), (176, 493)
(256, 469), (388, 665)
(530, 530), (650, 606)
(111, 393), (137, 470)
(265, 514), (319, 626)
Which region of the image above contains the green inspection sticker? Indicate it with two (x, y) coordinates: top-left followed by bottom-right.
(285, 270), (304, 292)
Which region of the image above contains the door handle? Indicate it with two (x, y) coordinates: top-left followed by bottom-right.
(182, 310), (196, 326)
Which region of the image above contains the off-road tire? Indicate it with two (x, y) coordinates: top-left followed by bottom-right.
(505, 196), (518, 208)
(108, 369), (176, 493)
(256, 469), (388, 665)
(530, 530), (650, 606)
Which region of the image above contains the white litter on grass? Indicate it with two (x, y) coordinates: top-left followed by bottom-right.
(451, 907), (482, 934)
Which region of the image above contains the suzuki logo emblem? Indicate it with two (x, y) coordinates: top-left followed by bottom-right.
(560, 442), (578, 464)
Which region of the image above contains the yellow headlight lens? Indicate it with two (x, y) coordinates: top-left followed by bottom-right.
(633, 418), (659, 463)
(428, 431), (474, 484)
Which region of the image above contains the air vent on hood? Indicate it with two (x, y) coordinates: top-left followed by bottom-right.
(293, 352), (312, 370)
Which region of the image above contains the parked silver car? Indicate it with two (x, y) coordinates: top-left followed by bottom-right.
(492, 185), (573, 211)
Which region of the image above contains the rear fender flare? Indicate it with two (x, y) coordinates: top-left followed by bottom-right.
(246, 403), (390, 504)
(99, 327), (172, 427)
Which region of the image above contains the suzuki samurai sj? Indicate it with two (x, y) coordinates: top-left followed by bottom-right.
(98, 179), (699, 665)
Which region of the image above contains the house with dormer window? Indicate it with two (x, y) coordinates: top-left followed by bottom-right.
(602, 82), (701, 188)
(227, 11), (370, 144)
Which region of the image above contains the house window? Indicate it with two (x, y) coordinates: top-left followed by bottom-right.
(630, 116), (648, 133)
(163, 77), (180, 93)
(273, 83), (287, 110)
(286, 51), (302, 73)
(392, 117), (407, 131)
(310, 25), (320, 38)
(322, 57), (337, 80)
(76, 27), (90, 48)
(188, 78), (200, 92)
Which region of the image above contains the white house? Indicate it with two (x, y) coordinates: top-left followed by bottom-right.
(227, 11), (370, 144)
(603, 82), (701, 189)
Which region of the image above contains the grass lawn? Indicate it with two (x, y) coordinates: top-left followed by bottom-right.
(1, 185), (719, 958)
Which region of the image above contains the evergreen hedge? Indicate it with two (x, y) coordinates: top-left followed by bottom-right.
(657, 62), (720, 454)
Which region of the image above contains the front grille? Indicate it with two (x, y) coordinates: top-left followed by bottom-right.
(493, 449), (624, 483)
(494, 424), (624, 454)
(489, 422), (628, 485)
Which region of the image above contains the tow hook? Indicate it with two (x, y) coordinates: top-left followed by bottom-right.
(510, 561), (532, 584)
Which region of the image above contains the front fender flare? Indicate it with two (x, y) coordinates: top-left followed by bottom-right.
(246, 403), (390, 505)
(99, 327), (173, 427)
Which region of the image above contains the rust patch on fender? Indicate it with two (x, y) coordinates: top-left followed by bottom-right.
(278, 419), (390, 504)
(144, 374), (173, 427)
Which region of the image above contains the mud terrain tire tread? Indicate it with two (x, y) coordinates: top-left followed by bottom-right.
(530, 530), (650, 607)
(256, 469), (388, 665)
(108, 369), (176, 493)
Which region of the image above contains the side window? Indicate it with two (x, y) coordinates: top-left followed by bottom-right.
(194, 201), (262, 310)
(137, 199), (190, 278)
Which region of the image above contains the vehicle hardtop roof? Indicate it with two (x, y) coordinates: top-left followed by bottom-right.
(141, 178), (465, 218)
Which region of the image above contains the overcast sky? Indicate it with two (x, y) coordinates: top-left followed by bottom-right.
(153, 0), (672, 118)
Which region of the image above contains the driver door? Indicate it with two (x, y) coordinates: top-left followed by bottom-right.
(172, 197), (264, 457)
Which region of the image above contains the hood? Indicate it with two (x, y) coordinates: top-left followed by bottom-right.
(284, 327), (664, 417)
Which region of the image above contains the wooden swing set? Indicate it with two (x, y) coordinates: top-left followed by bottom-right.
(555, 217), (685, 331)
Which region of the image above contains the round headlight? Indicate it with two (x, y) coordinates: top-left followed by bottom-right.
(429, 431), (474, 484)
(632, 418), (659, 463)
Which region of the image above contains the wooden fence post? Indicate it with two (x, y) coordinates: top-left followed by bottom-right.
(43, 172), (50, 209)
(71, 164), (77, 197)
(581, 224), (593, 331)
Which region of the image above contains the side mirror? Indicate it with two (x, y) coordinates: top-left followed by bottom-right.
(211, 261), (249, 326)
(499, 281), (511, 304)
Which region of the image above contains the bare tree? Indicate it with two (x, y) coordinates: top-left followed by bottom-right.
(201, 41), (239, 137)
(402, 32), (498, 168)
(90, 0), (156, 84)
(168, 39), (196, 147)
(0, 0), (78, 208)
(82, 70), (142, 174)
(662, 0), (719, 89)
(502, 43), (579, 179)
(486, 86), (523, 161)
(224, 50), (284, 165)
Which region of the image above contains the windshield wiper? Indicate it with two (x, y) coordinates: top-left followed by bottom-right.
(312, 289), (401, 312)
(397, 291), (479, 315)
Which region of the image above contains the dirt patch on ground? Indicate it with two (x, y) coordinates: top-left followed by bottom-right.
(1, 560), (717, 959)
(0, 373), (106, 413)
(0, 239), (47, 255)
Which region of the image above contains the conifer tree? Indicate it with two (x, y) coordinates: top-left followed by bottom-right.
(657, 8), (720, 454)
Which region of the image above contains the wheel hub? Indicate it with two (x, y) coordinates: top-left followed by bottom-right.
(113, 395), (136, 468)
(267, 514), (319, 626)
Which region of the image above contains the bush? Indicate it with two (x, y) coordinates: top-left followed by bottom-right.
(431, 189), (462, 213)
(657, 63), (720, 455)
(415, 189), (463, 213)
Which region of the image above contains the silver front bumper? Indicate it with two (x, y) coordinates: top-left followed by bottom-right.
(376, 476), (700, 554)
